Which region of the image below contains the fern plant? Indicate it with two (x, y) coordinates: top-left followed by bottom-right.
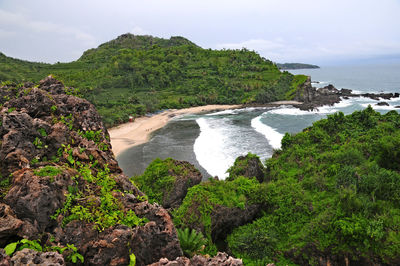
(177, 228), (206, 257)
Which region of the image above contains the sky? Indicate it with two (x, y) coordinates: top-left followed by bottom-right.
(1, 0), (400, 65)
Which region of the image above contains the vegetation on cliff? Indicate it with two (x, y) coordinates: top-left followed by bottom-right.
(135, 107), (400, 265)
(173, 177), (262, 255)
(132, 158), (202, 208)
(0, 34), (307, 127)
(227, 107), (400, 265)
(0, 77), (183, 265)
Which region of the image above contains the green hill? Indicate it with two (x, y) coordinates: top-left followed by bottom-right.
(0, 34), (307, 127)
(277, 62), (320, 70)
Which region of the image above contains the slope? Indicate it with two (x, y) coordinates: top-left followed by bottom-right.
(0, 34), (307, 127)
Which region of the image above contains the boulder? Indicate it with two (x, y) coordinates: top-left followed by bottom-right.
(162, 160), (202, 209)
(294, 78), (341, 110)
(149, 252), (243, 266)
(0, 249), (10, 266)
(339, 88), (353, 95)
(211, 204), (260, 243)
(376, 102), (389, 106)
(226, 153), (265, 183)
(133, 158), (202, 209)
(10, 249), (64, 266)
(0, 204), (24, 246)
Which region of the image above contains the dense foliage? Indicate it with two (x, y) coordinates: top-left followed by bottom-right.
(172, 177), (261, 255)
(0, 34), (307, 127)
(134, 107), (400, 264)
(176, 227), (207, 257)
(132, 158), (187, 205)
(227, 107), (400, 265)
(226, 152), (265, 182)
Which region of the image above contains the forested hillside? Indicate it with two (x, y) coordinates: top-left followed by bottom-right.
(0, 34), (307, 127)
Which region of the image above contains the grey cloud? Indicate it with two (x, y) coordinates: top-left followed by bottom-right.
(0, 0), (399, 64)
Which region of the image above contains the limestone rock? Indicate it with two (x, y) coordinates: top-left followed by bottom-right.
(10, 249), (64, 266)
(148, 252), (243, 266)
(0, 77), (182, 265)
(226, 154), (265, 183)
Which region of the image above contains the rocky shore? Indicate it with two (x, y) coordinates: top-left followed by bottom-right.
(293, 76), (400, 111)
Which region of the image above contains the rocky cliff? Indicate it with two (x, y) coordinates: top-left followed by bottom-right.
(294, 76), (400, 110)
(0, 76), (183, 265)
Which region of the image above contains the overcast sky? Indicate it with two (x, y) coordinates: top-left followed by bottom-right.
(1, 0), (400, 65)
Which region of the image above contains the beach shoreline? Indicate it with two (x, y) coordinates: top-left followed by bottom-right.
(108, 104), (244, 157)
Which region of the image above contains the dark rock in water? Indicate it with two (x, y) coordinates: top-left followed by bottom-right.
(163, 160), (202, 209)
(362, 93), (380, 100)
(340, 88), (353, 95)
(10, 249), (64, 266)
(292, 77), (399, 111)
(149, 252), (243, 266)
(294, 77), (341, 110)
(395, 106), (400, 109)
(226, 153), (265, 183)
(362, 92), (397, 101)
(0, 76), (182, 265)
(376, 102), (390, 106)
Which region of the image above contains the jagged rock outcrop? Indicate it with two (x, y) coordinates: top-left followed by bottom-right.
(133, 158), (202, 209)
(0, 76), (182, 265)
(149, 252), (243, 266)
(162, 160), (202, 209)
(295, 77), (341, 110)
(210, 204), (260, 243)
(10, 249), (64, 265)
(0, 248), (10, 266)
(376, 101), (389, 106)
(294, 77), (399, 111)
(226, 153), (265, 183)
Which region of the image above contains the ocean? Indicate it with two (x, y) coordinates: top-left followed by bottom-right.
(117, 63), (400, 179)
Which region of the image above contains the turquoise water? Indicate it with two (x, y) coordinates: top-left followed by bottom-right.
(118, 64), (400, 179)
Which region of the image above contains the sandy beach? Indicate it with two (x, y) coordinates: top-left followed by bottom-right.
(109, 104), (242, 157)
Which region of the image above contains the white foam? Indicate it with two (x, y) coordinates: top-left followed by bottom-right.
(361, 103), (397, 111)
(251, 116), (283, 150)
(206, 109), (236, 116)
(268, 105), (337, 116)
(383, 97), (400, 103)
(206, 107), (264, 116)
(334, 98), (353, 108)
(193, 118), (234, 179)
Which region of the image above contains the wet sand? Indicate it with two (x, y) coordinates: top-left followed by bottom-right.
(108, 104), (242, 157)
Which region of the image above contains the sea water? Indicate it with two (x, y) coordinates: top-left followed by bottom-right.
(118, 63), (400, 179)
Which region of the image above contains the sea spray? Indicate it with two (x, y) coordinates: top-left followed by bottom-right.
(251, 115), (284, 150)
(193, 117), (236, 179)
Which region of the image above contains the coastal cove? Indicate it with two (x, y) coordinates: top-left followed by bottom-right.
(1, 1), (400, 263)
(114, 64), (400, 179)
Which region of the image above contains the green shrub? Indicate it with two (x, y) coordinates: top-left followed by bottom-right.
(172, 177), (261, 255)
(132, 158), (184, 205)
(177, 228), (206, 257)
(34, 165), (62, 177)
